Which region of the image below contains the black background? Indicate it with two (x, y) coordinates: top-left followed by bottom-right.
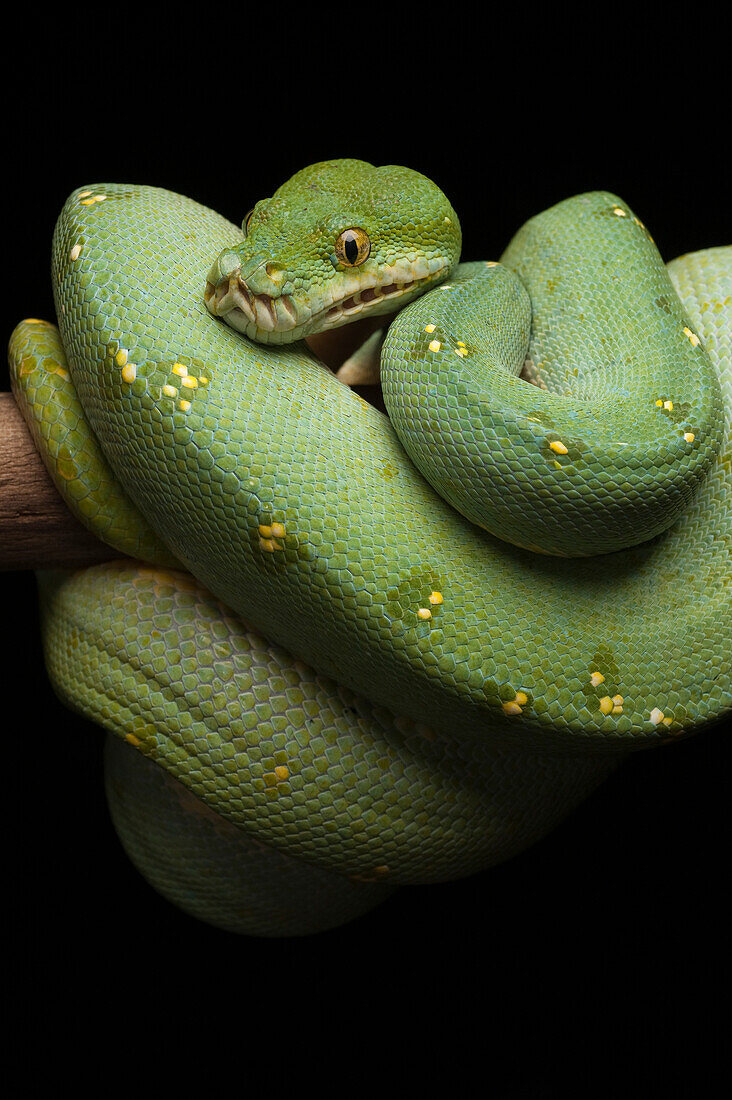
(3, 18), (730, 1096)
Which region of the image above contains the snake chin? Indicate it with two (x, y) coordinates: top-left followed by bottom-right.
(204, 261), (450, 345)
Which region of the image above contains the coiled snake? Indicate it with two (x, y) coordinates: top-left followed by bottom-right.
(8, 160), (731, 936)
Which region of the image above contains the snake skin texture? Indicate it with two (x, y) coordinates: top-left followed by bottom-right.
(103, 735), (394, 937)
(7, 163), (731, 935)
(382, 195), (722, 556)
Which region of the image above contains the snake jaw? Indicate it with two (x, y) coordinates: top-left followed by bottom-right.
(205, 257), (451, 344)
(204, 272), (299, 336)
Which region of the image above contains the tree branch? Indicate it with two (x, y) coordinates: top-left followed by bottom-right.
(0, 392), (115, 570)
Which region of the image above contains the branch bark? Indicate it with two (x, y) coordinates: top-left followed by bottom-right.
(0, 392), (115, 570)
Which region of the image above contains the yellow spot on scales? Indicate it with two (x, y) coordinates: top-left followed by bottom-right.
(259, 522), (286, 540)
(503, 691), (529, 716)
(424, 324), (436, 333)
(264, 766), (290, 787)
(121, 363), (137, 384)
(259, 537), (283, 552)
(125, 733), (142, 747)
(428, 591), (443, 605)
(115, 349), (128, 367)
(590, 671), (605, 687)
(70, 244), (82, 261)
(181, 375), (198, 389)
(683, 432), (695, 443)
(683, 326), (700, 347)
(664, 400), (674, 411)
(179, 399), (191, 412)
(428, 339), (442, 352)
(172, 362), (188, 376)
(612, 206), (627, 217)
(417, 608), (432, 620)
(549, 440), (568, 455)
(162, 384), (177, 398)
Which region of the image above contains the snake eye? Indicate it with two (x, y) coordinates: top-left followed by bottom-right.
(335, 227), (371, 266)
(242, 209), (255, 236)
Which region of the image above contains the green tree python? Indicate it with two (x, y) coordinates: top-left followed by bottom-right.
(7, 160), (731, 937)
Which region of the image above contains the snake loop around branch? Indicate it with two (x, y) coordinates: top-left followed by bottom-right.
(8, 161), (731, 935)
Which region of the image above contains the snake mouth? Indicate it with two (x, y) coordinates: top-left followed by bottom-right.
(204, 259), (449, 344)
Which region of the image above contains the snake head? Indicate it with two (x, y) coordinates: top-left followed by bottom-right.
(204, 159), (461, 344)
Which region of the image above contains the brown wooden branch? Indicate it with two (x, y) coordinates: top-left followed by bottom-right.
(0, 392), (115, 571)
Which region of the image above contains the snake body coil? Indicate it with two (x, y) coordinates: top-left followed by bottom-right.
(8, 161), (731, 935)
